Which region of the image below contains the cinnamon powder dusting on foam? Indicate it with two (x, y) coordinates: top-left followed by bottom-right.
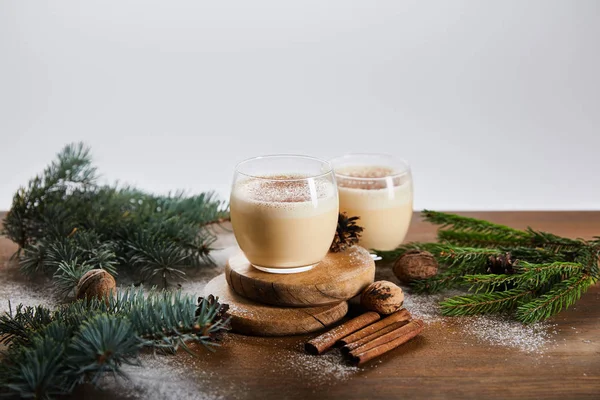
(337, 166), (396, 179)
(335, 166), (403, 190)
(236, 175), (334, 203)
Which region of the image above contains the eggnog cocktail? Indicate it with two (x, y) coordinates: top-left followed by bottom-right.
(331, 155), (413, 251)
(230, 156), (339, 273)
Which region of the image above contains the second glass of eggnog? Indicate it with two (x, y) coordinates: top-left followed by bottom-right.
(230, 155), (339, 274)
(330, 154), (413, 251)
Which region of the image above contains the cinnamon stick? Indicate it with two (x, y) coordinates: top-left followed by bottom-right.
(341, 320), (409, 355)
(349, 319), (424, 366)
(337, 308), (411, 346)
(305, 312), (380, 355)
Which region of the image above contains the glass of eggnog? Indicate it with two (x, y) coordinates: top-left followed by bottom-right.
(330, 154), (413, 251)
(230, 155), (339, 274)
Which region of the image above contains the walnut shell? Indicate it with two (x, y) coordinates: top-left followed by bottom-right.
(393, 250), (438, 283)
(76, 269), (116, 302)
(360, 281), (404, 315)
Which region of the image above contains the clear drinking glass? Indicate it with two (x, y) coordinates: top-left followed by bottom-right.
(230, 155), (339, 274)
(330, 154), (413, 251)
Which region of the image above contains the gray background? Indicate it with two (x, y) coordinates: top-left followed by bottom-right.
(1, 0), (599, 210)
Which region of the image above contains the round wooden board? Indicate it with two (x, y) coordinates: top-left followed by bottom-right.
(205, 274), (348, 336)
(225, 246), (375, 307)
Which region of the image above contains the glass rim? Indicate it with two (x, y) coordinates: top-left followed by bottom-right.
(234, 154), (334, 182)
(329, 153), (411, 181)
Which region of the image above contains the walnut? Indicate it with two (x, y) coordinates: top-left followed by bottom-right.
(393, 250), (438, 283)
(360, 281), (404, 315)
(76, 269), (116, 302)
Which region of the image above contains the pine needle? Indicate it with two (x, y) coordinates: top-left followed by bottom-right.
(422, 210), (530, 237)
(462, 274), (523, 293)
(438, 229), (531, 248)
(0, 288), (230, 398)
(384, 211), (600, 324)
(516, 273), (597, 324)
(1, 143), (227, 291)
(441, 289), (533, 316)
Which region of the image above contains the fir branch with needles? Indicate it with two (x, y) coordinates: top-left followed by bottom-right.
(379, 211), (600, 323)
(437, 229), (530, 248)
(0, 288), (230, 399)
(461, 274), (523, 293)
(516, 273), (596, 324)
(1, 143), (229, 294)
(380, 244), (504, 293)
(423, 210), (586, 252)
(440, 289), (534, 316)
(422, 210), (530, 238)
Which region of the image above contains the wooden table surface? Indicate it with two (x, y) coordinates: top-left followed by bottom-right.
(1, 212), (599, 399)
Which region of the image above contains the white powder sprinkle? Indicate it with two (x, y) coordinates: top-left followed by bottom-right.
(220, 335), (359, 386)
(462, 316), (556, 354)
(0, 263), (58, 313)
(99, 354), (227, 400)
(376, 267), (557, 354)
(402, 289), (556, 353)
(287, 349), (359, 384)
(226, 303), (257, 318)
(401, 290), (447, 323)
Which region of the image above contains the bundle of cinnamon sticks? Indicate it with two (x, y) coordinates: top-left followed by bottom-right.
(305, 309), (423, 366)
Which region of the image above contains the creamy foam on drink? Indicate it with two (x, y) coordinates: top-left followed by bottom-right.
(336, 166), (413, 251)
(230, 175), (338, 269)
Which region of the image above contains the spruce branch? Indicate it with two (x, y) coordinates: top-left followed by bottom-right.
(383, 211), (600, 323)
(462, 274), (523, 293)
(44, 232), (118, 275)
(574, 246), (598, 269)
(525, 228), (587, 253)
(19, 242), (48, 276)
(1, 143), (97, 250)
(52, 259), (94, 298)
(1, 333), (70, 399)
(423, 210), (530, 238)
(438, 229), (531, 248)
(2, 143), (227, 290)
(506, 246), (575, 264)
(411, 273), (464, 293)
(461, 261), (585, 295)
(435, 246), (502, 271)
(126, 232), (191, 288)
(0, 288), (230, 399)
(440, 289), (533, 316)
(515, 261), (585, 287)
(407, 246), (503, 293)
(66, 314), (142, 384)
(423, 210), (586, 253)
(0, 304), (54, 348)
(378, 242), (502, 263)
(516, 273), (597, 324)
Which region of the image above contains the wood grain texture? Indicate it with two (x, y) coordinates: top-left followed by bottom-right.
(225, 246), (375, 307)
(205, 274), (348, 336)
(2, 211), (600, 400)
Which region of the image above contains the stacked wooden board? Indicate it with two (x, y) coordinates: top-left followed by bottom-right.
(205, 246), (376, 336)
